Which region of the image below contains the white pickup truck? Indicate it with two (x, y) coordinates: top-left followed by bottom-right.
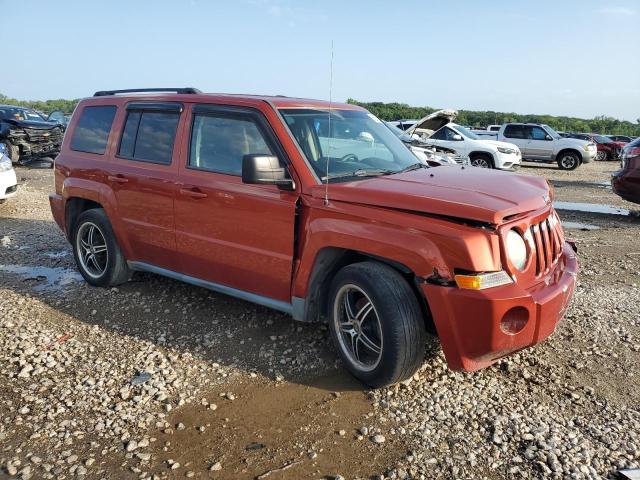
(405, 110), (521, 170)
(490, 123), (597, 170)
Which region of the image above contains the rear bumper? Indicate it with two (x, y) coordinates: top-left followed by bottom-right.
(49, 193), (66, 235)
(0, 169), (18, 199)
(422, 242), (578, 371)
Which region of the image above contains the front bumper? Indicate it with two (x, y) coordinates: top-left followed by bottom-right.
(612, 169), (640, 204)
(0, 168), (18, 200)
(495, 151), (522, 170)
(422, 242), (578, 371)
(582, 148), (596, 163)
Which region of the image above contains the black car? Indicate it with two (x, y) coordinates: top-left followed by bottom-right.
(0, 105), (64, 163)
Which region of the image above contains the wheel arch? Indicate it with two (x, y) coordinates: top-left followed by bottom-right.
(556, 148), (583, 163)
(294, 246), (436, 335)
(469, 150), (495, 165)
(61, 178), (133, 258)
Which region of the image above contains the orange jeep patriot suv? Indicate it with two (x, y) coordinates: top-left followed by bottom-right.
(50, 88), (578, 387)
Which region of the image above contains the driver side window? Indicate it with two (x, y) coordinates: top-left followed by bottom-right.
(528, 126), (549, 140)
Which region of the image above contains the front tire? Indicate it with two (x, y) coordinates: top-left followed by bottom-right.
(328, 261), (427, 388)
(470, 154), (493, 169)
(596, 150), (607, 161)
(557, 151), (580, 170)
(72, 208), (131, 287)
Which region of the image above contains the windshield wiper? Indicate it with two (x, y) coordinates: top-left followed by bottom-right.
(322, 168), (394, 181)
(397, 162), (428, 173)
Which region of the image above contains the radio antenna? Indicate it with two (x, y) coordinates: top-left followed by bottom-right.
(324, 40), (334, 206)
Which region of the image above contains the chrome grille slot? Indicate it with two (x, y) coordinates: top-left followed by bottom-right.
(530, 215), (563, 276)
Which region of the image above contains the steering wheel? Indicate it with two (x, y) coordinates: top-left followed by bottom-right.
(339, 153), (359, 163)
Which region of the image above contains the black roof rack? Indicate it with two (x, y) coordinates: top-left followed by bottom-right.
(93, 87), (202, 97)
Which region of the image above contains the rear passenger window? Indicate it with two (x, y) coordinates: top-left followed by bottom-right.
(118, 110), (180, 164)
(70, 106), (117, 154)
(504, 125), (525, 139)
(189, 114), (274, 175)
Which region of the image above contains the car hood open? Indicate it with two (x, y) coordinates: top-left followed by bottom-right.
(405, 109), (458, 137)
(311, 166), (550, 225)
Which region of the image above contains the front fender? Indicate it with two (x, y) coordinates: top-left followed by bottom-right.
(292, 199), (501, 299)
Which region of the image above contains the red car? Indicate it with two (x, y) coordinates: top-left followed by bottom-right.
(612, 138), (640, 204)
(569, 133), (625, 161)
(49, 88), (578, 387)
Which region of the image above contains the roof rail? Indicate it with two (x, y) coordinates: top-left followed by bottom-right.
(93, 87), (202, 97)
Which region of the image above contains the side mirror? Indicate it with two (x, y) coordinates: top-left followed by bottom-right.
(545, 134), (553, 141)
(242, 154), (294, 190)
(452, 134), (463, 141)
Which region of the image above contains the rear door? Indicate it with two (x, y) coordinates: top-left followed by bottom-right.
(107, 102), (182, 271)
(502, 125), (528, 155)
(525, 126), (554, 159)
(174, 103), (298, 303)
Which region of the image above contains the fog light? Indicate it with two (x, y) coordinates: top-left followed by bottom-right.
(500, 307), (529, 334)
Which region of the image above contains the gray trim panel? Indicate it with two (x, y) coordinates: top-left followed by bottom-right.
(128, 261), (293, 315)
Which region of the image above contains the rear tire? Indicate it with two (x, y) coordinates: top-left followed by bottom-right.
(72, 208), (131, 287)
(470, 154), (493, 169)
(596, 150), (607, 161)
(328, 261), (427, 388)
(557, 151), (580, 170)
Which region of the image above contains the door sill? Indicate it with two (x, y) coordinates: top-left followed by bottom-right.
(128, 261), (293, 315)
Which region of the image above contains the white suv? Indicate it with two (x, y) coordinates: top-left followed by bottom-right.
(0, 147), (17, 203)
(405, 110), (521, 170)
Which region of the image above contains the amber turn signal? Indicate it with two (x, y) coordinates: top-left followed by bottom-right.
(454, 271), (513, 290)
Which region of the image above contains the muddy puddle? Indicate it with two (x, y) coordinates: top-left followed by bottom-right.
(0, 264), (82, 291)
(145, 374), (405, 479)
(561, 221), (601, 231)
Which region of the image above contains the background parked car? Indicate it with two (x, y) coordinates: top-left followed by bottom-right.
(0, 105), (64, 164)
(0, 144), (18, 204)
(385, 121), (462, 166)
(494, 123), (596, 170)
(607, 135), (633, 144)
(388, 119), (418, 131)
(611, 137), (640, 204)
(405, 110), (521, 170)
(567, 133), (624, 161)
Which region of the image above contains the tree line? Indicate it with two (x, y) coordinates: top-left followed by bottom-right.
(0, 93), (79, 115)
(2, 92), (637, 136)
(347, 99), (640, 136)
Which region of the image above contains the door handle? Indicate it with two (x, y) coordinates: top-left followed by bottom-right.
(179, 187), (208, 199)
(107, 174), (128, 184)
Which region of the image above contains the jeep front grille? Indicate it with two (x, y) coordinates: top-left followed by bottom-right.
(530, 215), (563, 276)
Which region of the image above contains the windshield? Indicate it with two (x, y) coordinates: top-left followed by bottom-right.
(0, 107), (45, 122)
(593, 135), (612, 144)
(542, 124), (561, 139)
(451, 124), (480, 140)
(281, 109), (420, 181)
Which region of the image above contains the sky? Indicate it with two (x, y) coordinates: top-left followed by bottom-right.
(2, 0), (639, 121)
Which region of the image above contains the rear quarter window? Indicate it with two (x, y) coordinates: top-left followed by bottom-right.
(504, 125), (525, 139)
(118, 110), (180, 165)
(70, 106), (117, 154)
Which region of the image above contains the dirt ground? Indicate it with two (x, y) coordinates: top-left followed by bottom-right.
(0, 160), (638, 480)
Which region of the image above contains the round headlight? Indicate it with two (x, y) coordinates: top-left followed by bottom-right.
(506, 229), (528, 271)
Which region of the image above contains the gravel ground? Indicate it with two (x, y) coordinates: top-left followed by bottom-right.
(0, 161), (638, 479)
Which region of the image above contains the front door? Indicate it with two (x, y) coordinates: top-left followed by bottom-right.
(525, 126), (554, 160)
(108, 102), (183, 271)
(174, 104), (298, 303)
